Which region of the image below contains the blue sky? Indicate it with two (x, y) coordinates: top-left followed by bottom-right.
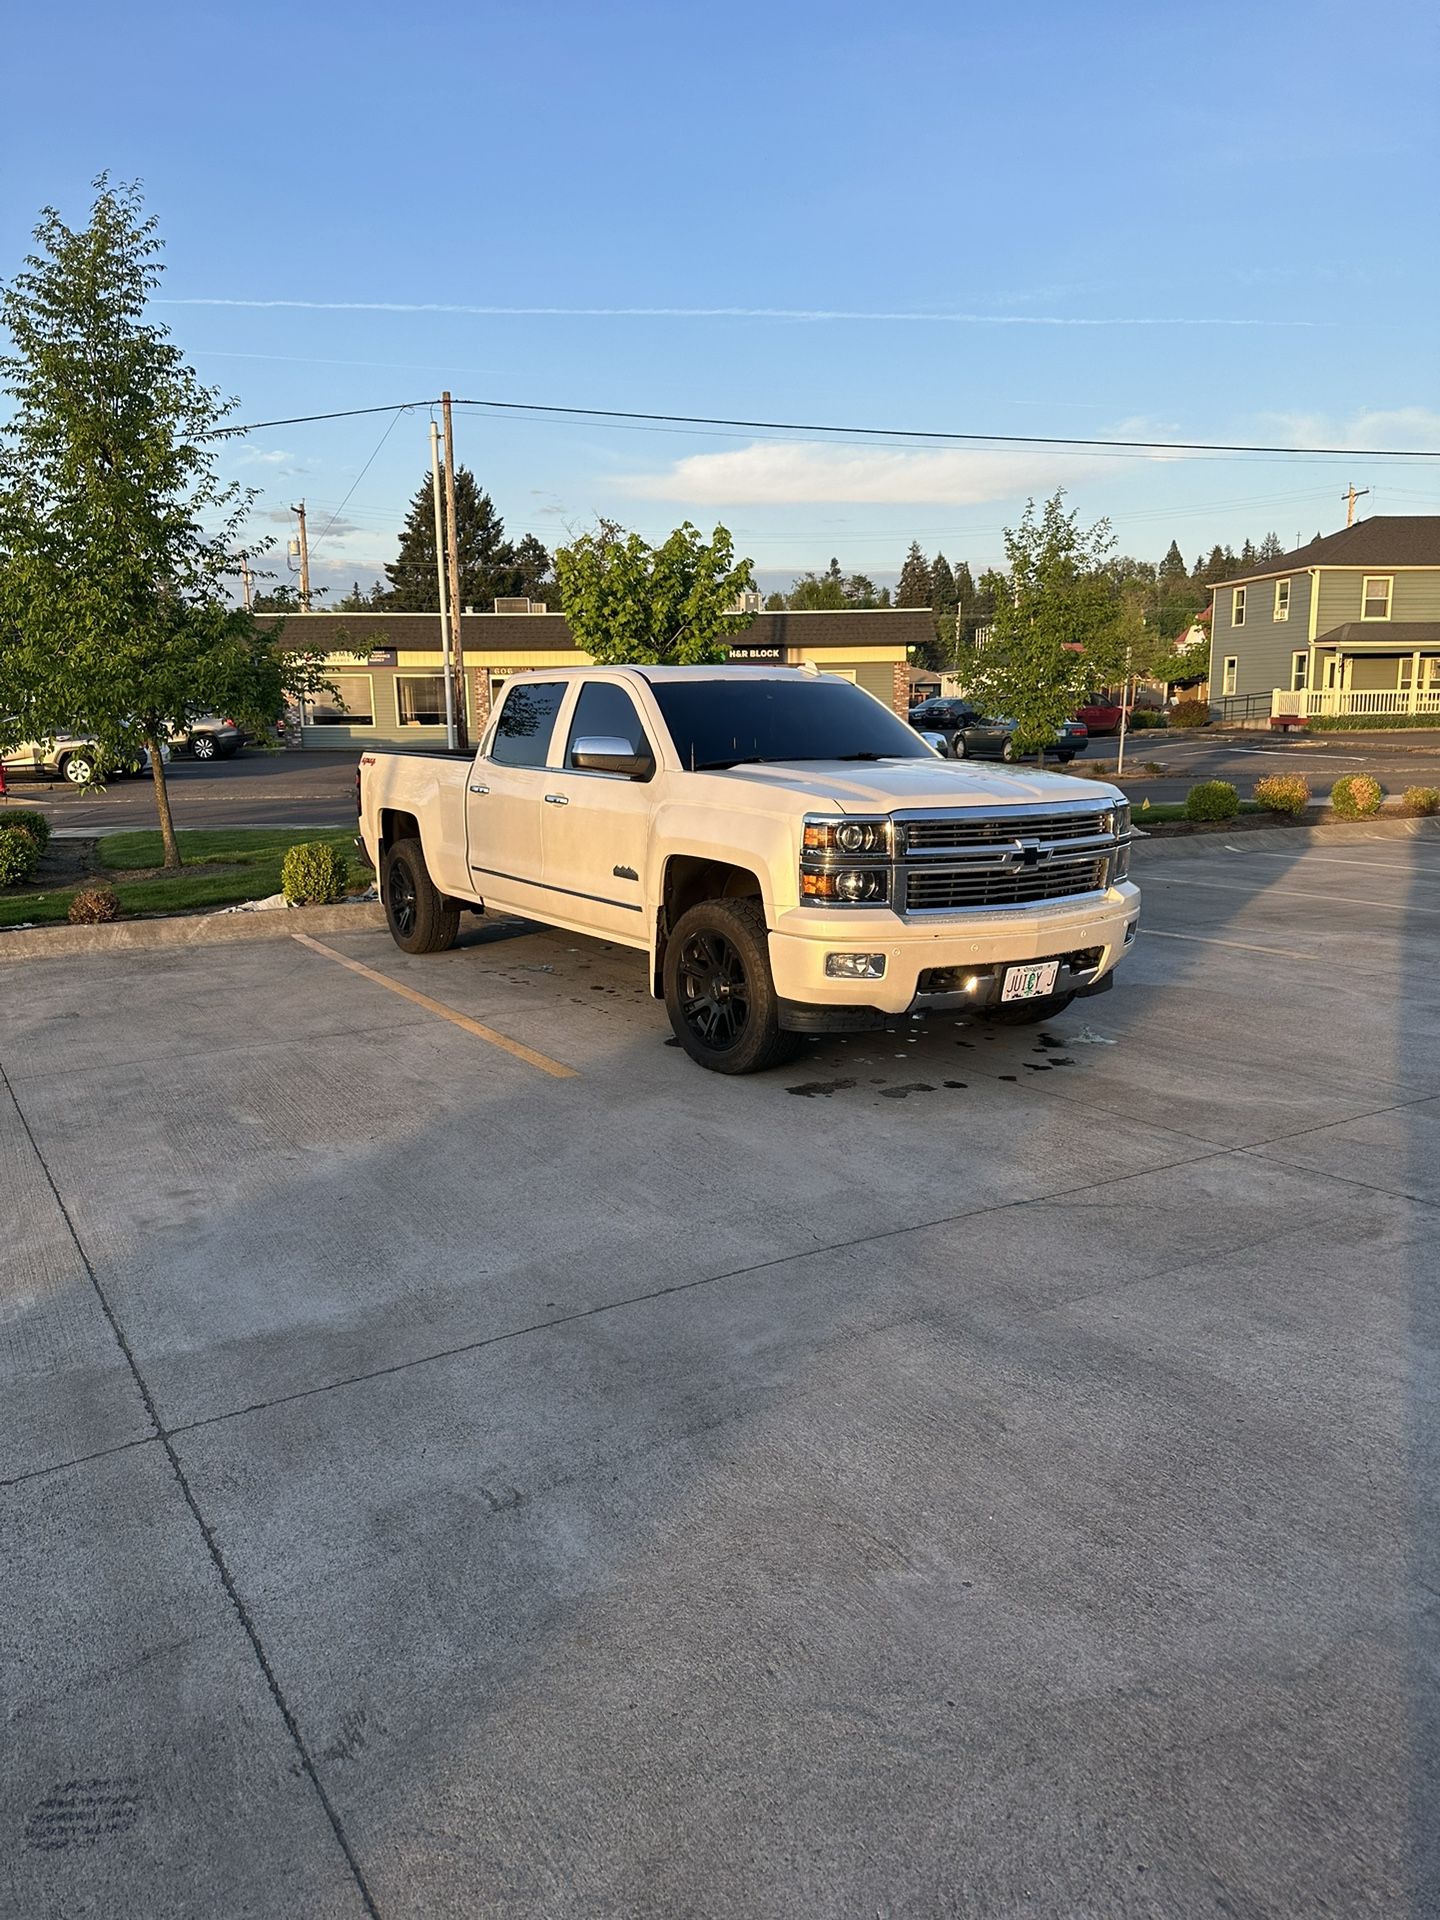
(4, 0), (1438, 595)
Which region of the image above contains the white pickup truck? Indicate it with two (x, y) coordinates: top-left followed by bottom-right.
(357, 665), (1139, 1074)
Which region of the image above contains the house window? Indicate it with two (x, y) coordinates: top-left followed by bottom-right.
(1222, 656), (1238, 696)
(1232, 587), (1246, 627)
(1290, 651), (1309, 692)
(304, 674), (374, 727)
(1362, 575), (1393, 620)
(396, 675), (446, 726)
(1274, 578), (1291, 621)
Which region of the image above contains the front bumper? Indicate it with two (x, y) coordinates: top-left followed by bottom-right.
(768, 882), (1140, 1026)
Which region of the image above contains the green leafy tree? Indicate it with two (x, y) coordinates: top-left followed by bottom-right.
(555, 520), (754, 665)
(787, 570), (848, 610)
(382, 465), (522, 610)
(0, 179), (330, 868)
(763, 591), (786, 611)
(896, 541), (933, 608)
(968, 492), (1123, 761)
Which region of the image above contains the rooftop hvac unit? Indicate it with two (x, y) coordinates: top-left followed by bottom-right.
(493, 596), (533, 613)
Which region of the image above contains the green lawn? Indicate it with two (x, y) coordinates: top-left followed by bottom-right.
(1136, 801), (1268, 824)
(0, 827), (360, 929)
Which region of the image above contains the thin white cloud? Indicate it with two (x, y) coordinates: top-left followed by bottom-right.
(1259, 407), (1440, 451)
(159, 297), (1319, 329)
(238, 447), (294, 466)
(614, 441), (1167, 507)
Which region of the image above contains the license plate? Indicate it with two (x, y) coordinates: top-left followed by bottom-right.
(1001, 961), (1059, 1003)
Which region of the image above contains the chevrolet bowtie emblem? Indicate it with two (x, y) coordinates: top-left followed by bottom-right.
(1011, 839), (1044, 866)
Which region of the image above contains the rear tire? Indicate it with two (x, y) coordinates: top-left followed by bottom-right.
(948, 733), (966, 758)
(382, 840), (460, 954)
(986, 991), (1076, 1026)
(191, 734), (218, 761)
(663, 897), (803, 1074)
(1001, 739), (1017, 762)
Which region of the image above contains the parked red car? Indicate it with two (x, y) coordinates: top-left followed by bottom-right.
(1075, 701), (1122, 736)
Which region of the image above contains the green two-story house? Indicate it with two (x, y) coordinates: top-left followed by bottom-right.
(1208, 516), (1440, 719)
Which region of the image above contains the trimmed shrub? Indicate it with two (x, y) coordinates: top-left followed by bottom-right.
(1184, 779), (1239, 822)
(1330, 774), (1383, 819)
(68, 886), (121, 925)
(280, 841), (349, 906)
(0, 826), (42, 887)
(1253, 774), (1310, 816)
(1309, 713), (1440, 730)
(1169, 699), (1211, 729)
(1127, 708), (1167, 729)
(1403, 786), (1440, 816)
(0, 807), (50, 850)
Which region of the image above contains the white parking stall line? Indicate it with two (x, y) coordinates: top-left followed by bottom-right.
(1234, 850), (1440, 878)
(1146, 874), (1440, 916)
(1142, 929), (1318, 960)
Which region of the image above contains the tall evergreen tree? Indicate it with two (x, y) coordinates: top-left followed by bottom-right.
(896, 541), (932, 608)
(1258, 531), (1284, 562)
(513, 532), (554, 603)
(383, 466), (521, 611)
(1159, 539), (1187, 584)
(0, 180), (330, 869)
(929, 552), (959, 663)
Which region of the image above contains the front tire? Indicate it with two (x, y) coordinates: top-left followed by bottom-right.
(382, 840), (460, 955)
(986, 991), (1076, 1026)
(191, 734), (218, 761)
(948, 733), (966, 758)
(1001, 739), (1017, 763)
(663, 898), (802, 1074)
(60, 751), (98, 785)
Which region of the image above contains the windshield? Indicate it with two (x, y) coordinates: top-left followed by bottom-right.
(647, 676), (933, 770)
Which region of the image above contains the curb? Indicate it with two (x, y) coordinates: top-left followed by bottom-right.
(0, 900), (387, 962)
(1133, 815), (1440, 862)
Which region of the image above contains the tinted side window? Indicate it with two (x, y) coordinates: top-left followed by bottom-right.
(566, 682), (648, 766)
(490, 682), (565, 768)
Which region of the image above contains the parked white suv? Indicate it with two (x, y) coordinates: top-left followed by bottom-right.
(0, 730), (165, 785)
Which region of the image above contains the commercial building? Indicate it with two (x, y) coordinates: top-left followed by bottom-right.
(264, 605), (934, 748)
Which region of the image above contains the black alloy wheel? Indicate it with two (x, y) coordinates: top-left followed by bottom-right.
(386, 856), (417, 938)
(677, 927), (751, 1052)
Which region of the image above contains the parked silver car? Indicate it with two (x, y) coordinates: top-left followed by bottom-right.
(172, 714), (247, 761)
(0, 729), (166, 785)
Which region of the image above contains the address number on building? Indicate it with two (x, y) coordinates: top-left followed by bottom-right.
(1001, 961), (1059, 1002)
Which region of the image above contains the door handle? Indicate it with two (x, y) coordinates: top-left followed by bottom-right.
(469, 783), (489, 794)
(544, 793), (569, 806)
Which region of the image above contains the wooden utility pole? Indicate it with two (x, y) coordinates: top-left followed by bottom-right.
(238, 551), (254, 611)
(291, 501), (312, 610)
(430, 420), (458, 751)
(440, 393), (469, 750)
(1343, 483), (1370, 528)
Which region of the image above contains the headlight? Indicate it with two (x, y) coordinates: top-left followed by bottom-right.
(802, 817), (889, 855)
(1113, 843), (1131, 882)
(1114, 800), (1132, 838)
(801, 868), (890, 905)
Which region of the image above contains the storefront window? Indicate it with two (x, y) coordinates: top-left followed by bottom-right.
(396, 675), (446, 726)
(304, 675), (374, 726)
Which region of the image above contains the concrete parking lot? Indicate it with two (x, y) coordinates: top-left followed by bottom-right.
(4, 824), (1439, 1917)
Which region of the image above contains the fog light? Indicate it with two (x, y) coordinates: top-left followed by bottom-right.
(825, 952), (887, 979)
(1124, 921), (1138, 945)
(964, 974), (982, 992)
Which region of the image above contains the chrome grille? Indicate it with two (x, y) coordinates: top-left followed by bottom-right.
(904, 855), (1109, 912)
(903, 808), (1109, 853)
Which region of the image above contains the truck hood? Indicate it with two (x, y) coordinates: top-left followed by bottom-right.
(708, 758), (1118, 813)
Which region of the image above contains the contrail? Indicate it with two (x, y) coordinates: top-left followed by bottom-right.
(158, 297), (1319, 329)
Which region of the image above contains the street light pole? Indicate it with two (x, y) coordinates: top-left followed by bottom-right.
(441, 392), (469, 753)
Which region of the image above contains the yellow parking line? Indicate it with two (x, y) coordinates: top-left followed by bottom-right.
(291, 933), (578, 1079)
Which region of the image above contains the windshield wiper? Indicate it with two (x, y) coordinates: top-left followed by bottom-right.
(691, 756), (767, 771)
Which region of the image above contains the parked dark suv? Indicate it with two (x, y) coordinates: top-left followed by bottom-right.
(908, 699), (1088, 764)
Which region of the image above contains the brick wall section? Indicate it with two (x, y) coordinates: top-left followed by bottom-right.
(892, 663), (911, 716)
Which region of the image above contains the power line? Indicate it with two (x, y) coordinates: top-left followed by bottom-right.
(212, 394), (1440, 461)
(307, 405), (412, 555)
(454, 398), (1440, 462)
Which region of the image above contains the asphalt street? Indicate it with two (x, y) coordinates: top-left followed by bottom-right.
(6, 730), (1440, 834)
(3, 820), (1439, 1916)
